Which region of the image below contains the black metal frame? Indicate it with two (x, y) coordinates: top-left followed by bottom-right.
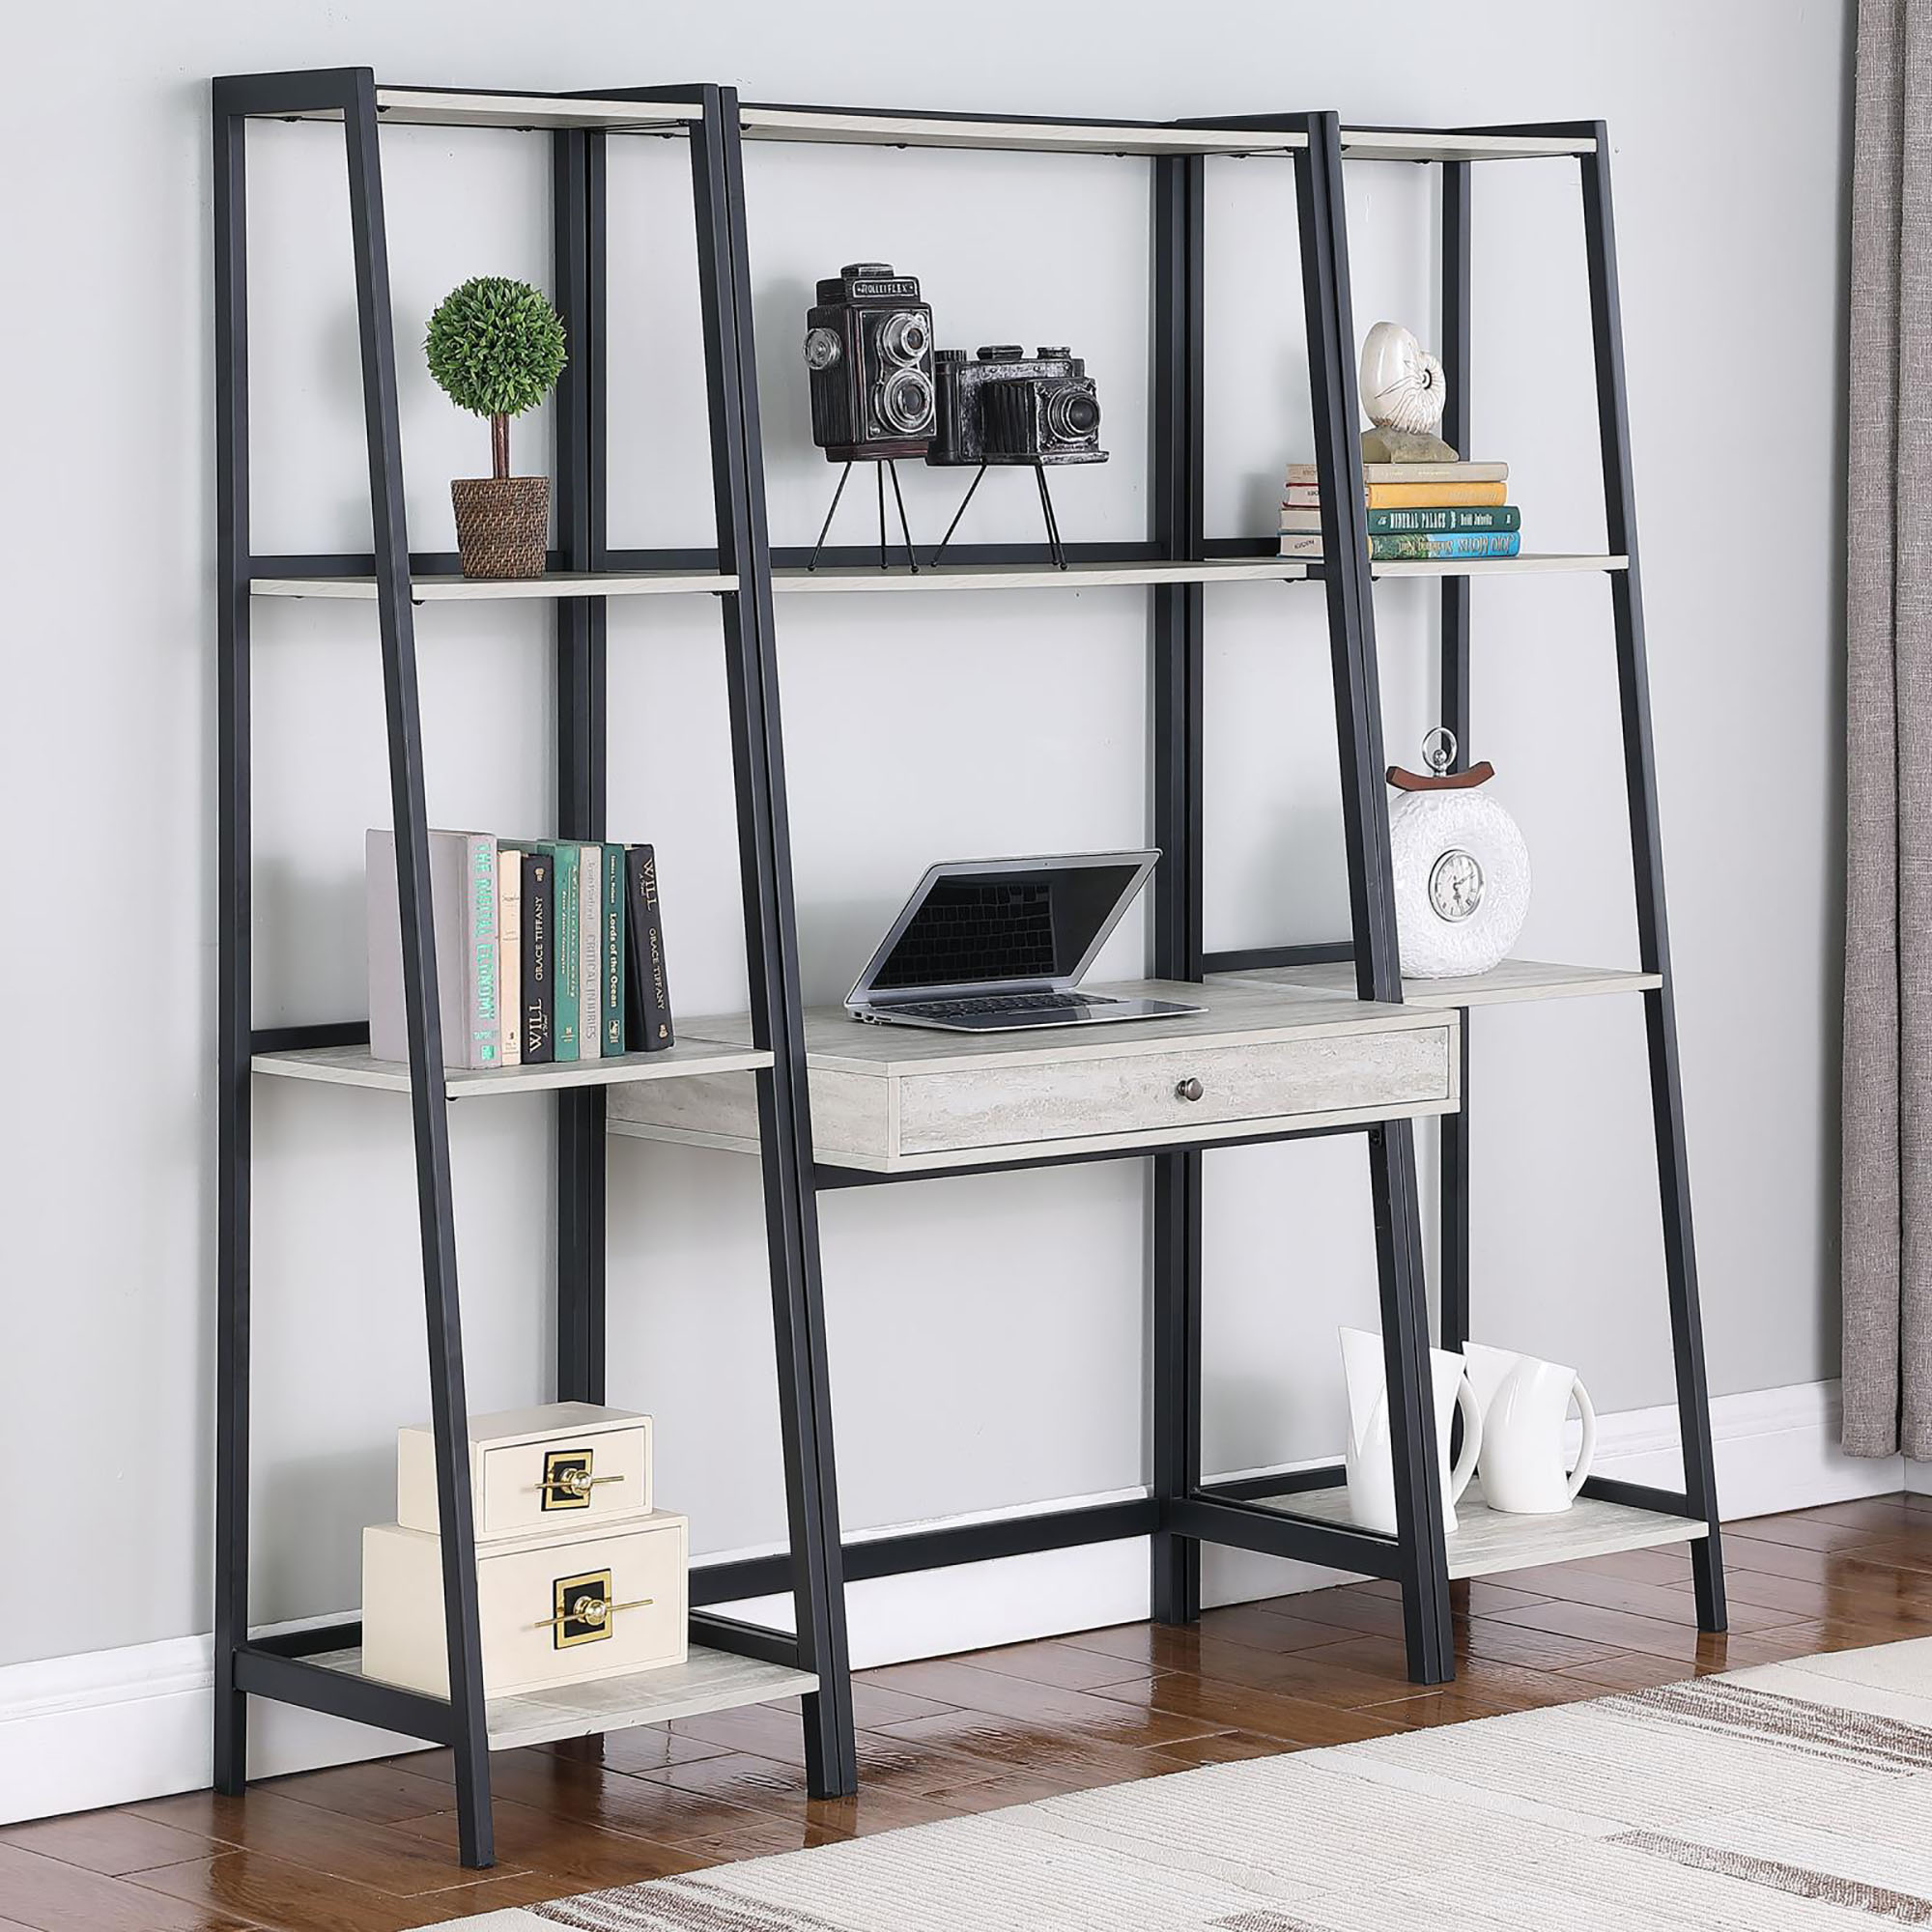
(213, 71), (859, 1873)
(213, 76), (1722, 1874)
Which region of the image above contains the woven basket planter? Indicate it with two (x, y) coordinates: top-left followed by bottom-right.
(451, 475), (549, 580)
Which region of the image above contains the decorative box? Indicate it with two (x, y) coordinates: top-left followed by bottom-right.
(361, 1509), (689, 1699)
(396, 1401), (651, 1543)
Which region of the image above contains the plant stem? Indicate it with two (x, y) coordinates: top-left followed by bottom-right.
(491, 412), (510, 479)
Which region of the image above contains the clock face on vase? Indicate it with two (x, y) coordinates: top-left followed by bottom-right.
(1428, 848), (1485, 923)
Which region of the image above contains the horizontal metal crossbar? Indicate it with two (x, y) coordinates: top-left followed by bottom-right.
(692, 1498), (1161, 1605)
(233, 1643), (456, 1744)
(1167, 1492), (1403, 1577)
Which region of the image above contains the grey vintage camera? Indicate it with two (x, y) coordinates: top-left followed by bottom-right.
(928, 346), (1107, 468)
(802, 263), (937, 461)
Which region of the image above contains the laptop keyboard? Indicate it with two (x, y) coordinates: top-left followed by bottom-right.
(886, 991), (1121, 1021)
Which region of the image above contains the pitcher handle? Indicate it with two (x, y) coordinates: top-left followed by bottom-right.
(1566, 1378), (1598, 1500)
(1448, 1375), (1483, 1505)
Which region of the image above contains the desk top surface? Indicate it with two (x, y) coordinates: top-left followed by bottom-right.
(690, 978), (1447, 1076)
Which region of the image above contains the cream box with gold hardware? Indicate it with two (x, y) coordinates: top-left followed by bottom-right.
(396, 1402), (652, 1543)
(361, 1509), (689, 1699)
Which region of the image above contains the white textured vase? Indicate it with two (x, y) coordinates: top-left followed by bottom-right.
(1388, 788), (1531, 978)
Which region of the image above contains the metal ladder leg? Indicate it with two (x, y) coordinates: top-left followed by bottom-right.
(689, 86), (859, 1796)
(1578, 124), (1725, 1633)
(341, 69), (495, 1865)
(1296, 109), (1453, 1685)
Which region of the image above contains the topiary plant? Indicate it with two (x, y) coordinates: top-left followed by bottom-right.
(425, 276), (567, 479)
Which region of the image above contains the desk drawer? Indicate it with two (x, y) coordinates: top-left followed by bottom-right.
(895, 1025), (1452, 1155)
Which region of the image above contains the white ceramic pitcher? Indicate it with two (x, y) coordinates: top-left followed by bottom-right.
(1463, 1342), (1597, 1515)
(1340, 1327), (1483, 1537)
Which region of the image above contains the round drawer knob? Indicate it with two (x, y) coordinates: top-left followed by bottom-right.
(1176, 1077), (1204, 1102)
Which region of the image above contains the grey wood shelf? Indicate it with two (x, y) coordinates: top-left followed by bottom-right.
(775, 558), (1312, 595)
(1218, 959), (1663, 1009)
(1252, 1477), (1707, 1581)
(314, 1642), (816, 1751)
(253, 1037), (772, 1098)
(262, 93), (1595, 162)
(250, 569), (737, 603)
(1280, 553), (1629, 579)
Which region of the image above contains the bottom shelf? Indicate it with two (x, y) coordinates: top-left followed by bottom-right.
(311, 1641), (817, 1752)
(1251, 1476), (1707, 1580)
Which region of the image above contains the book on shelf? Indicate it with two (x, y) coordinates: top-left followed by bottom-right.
(601, 842), (628, 1057)
(1285, 461), (1509, 486)
(1278, 529), (1523, 560)
(1284, 479), (1509, 509)
(541, 842), (580, 1062)
(624, 844), (675, 1053)
(498, 847), (523, 1067)
(578, 843), (604, 1062)
(366, 829), (499, 1071)
(365, 834), (675, 1068)
(1279, 504), (1520, 534)
(522, 849), (554, 1065)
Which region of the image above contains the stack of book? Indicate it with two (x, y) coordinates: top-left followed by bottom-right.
(1278, 461), (1520, 561)
(367, 830), (673, 1071)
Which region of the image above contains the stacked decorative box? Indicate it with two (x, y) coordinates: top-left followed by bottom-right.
(363, 1403), (689, 1699)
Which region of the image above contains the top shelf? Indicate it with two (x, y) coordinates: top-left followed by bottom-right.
(250, 84), (1595, 160)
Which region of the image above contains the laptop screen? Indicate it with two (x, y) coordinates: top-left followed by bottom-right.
(869, 861), (1147, 993)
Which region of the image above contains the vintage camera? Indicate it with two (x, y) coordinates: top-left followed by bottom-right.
(802, 263), (937, 461)
(928, 346), (1107, 468)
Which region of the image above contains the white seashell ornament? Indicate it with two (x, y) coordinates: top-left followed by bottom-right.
(1360, 321), (1447, 437)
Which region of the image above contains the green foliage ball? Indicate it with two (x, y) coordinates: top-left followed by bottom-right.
(425, 277), (567, 419)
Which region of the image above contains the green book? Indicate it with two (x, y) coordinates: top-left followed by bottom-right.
(601, 842), (628, 1057)
(1366, 505), (1519, 534)
(543, 842), (581, 1062)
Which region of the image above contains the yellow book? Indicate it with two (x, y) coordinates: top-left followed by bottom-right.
(1364, 480), (1508, 508)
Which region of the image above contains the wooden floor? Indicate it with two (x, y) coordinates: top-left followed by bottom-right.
(6, 1493), (1932, 1931)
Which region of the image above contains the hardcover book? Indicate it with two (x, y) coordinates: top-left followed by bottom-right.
(601, 842), (628, 1058)
(498, 847), (523, 1067)
(1284, 480), (1510, 509)
(1279, 505), (1520, 534)
(578, 843), (604, 1061)
(624, 844), (674, 1053)
(544, 842), (581, 1062)
(522, 849), (554, 1065)
(367, 829), (498, 1070)
(1372, 530), (1521, 560)
(1277, 530), (1524, 560)
(1285, 461), (1508, 486)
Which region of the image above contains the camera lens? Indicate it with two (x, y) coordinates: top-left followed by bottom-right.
(1042, 384), (1100, 442)
(875, 366), (935, 436)
(878, 311), (930, 364)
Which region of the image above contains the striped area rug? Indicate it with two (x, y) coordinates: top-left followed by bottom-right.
(437, 1637), (1932, 1930)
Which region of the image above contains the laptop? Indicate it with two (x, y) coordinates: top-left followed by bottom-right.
(845, 851), (1205, 1034)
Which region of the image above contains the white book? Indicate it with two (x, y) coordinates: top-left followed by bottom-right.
(498, 848), (523, 1067)
(367, 829), (497, 1070)
(577, 842), (603, 1060)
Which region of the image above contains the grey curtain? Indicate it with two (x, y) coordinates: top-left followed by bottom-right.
(1844, 0), (1932, 1457)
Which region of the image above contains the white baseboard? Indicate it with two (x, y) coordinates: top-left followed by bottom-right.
(0, 1378), (1899, 1826)
(1906, 1459), (1932, 1495)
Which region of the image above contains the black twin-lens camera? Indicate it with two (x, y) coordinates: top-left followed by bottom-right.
(929, 346), (1106, 468)
(803, 263), (937, 461)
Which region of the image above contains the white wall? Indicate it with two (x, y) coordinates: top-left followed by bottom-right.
(0, 0), (1852, 1683)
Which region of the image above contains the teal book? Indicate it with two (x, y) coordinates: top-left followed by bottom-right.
(543, 841), (581, 1062)
(1367, 505), (1519, 534)
(601, 842), (628, 1057)
(1279, 505), (1520, 535)
(1370, 530), (1521, 560)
